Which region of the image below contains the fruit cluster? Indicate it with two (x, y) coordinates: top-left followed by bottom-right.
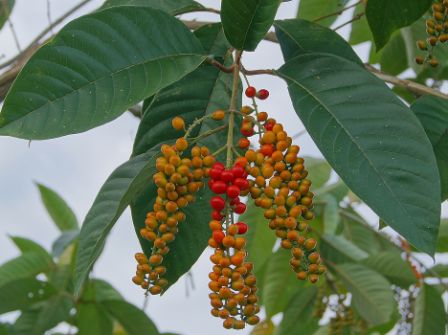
(415, 0), (448, 67)
(207, 161), (260, 329)
(133, 133), (215, 294)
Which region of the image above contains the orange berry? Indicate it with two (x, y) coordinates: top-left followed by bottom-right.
(212, 109), (225, 120)
(239, 138), (250, 149)
(171, 117), (185, 130)
(175, 138), (188, 151)
(257, 112), (268, 121)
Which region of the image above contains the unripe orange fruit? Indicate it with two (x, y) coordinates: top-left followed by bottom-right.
(239, 138), (250, 149)
(171, 117), (185, 130)
(212, 109), (225, 120)
(175, 137), (188, 151)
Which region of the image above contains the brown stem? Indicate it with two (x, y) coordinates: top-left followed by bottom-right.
(333, 12), (365, 31)
(313, 0), (362, 23)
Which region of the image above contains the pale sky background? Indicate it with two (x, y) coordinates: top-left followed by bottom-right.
(0, 1), (446, 334)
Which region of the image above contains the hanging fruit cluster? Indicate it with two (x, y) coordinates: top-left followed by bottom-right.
(132, 80), (325, 330)
(415, 0), (448, 67)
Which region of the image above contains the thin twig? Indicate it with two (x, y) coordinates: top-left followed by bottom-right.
(313, 0), (362, 23)
(333, 12), (365, 31)
(46, 0), (54, 35)
(241, 67), (275, 76)
(208, 58), (234, 73)
(3, 0), (21, 52)
(0, 0), (93, 70)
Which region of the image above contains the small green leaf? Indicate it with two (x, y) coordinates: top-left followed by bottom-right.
(102, 300), (159, 335)
(274, 286), (319, 335)
(0, 0), (14, 30)
(262, 249), (304, 317)
(9, 236), (52, 259)
(366, 0), (432, 50)
(412, 284), (447, 335)
(320, 234), (369, 263)
(100, 0), (204, 15)
(361, 252), (416, 288)
(74, 149), (159, 296)
(0, 7), (206, 139)
(221, 0), (281, 51)
(374, 32), (408, 76)
(427, 263), (448, 277)
(297, 0), (344, 27)
(412, 96), (448, 201)
(320, 194), (340, 234)
(277, 53), (441, 255)
(83, 279), (124, 302)
(77, 303), (113, 335)
(52, 230), (79, 257)
(36, 183), (78, 232)
(315, 179), (348, 202)
(0, 279), (57, 313)
(274, 19), (362, 65)
(330, 263), (395, 326)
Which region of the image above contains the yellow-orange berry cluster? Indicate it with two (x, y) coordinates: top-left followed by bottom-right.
(237, 107), (325, 283)
(415, 0), (448, 67)
(207, 160), (260, 329)
(133, 135), (216, 294)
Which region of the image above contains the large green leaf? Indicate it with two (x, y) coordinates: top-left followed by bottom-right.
(0, 7), (206, 140)
(412, 96), (448, 201)
(274, 286), (319, 335)
(262, 249), (304, 317)
(0, 279), (56, 313)
(330, 263), (395, 326)
(436, 219), (448, 253)
(83, 279), (124, 302)
(0, 0), (13, 30)
(0, 252), (54, 287)
(277, 53), (441, 255)
(412, 284), (447, 335)
(102, 300), (159, 335)
(373, 32), (408, 76)
(297, 0), (344, 27)
(366, 0), (432, 50)
(100, 0), (204, 14)
(52, 230), (79, 257)
(274, 19), (362, 65)
(221, 0), (281, 51)
(361, 252), (416, 288)
(77, 303), (113, 335)
(320, 194), (340, 234)
(320, 234), (368, 264)
(36, 183), (78, 232)
(74, 148), (159, 296)
(305, 157), (331, 189)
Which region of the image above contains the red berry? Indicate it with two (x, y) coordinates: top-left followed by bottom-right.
(257, 89), (269, 100)
(234, 202), (246, 214)
(261, 144), (274, 157)
(212, 162), (225, 171)
(211, 180), (227, 194)
(234, 178), (249, 190)
(264, 122), (274, 131)
(231, 165), (245, 178)
(239, 138), (250, 149)
(213, 230), (225, 243)
(207, 179), (213, 188)
(245, 86), (256, 98)
(236, 222), (248, 234)
(240, 127), (254, 137)
(227, 185), (240, 198)
(230, 197), (240, 206)
(212, 210), (224, 220)
(210, 196), (225, 211)
(209, 168), (222, 180)
(221, 170), (234, 183)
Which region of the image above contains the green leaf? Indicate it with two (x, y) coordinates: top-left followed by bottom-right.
(102, 300), (159, 335)
(100, 0), (204, 15)
(412, 96), (448, 201)
(320, 234), (369, 263)
(412, 284), (447, 335)
(9, 236), (52, 258)
(436, 219), (448, 252)
(74, 148), (159, 296)
(193, 23), (231, 57)
(0, 279), (57, 313)
(83, 279), (124, 302)
(0, 7), (206, 140)
(330, 263), (395, 326)
(52, 230), (79, 257)
(262, 248), (304, 317)
(251, 320), (275, 335)
(36, 183), (78, 232)
(221, 0), (281, 51)
(375, 32), (408, 76)
(305, 157), (332, 189)
(315, 179), (348, 202)
(274, 19), (362, 65)
(0, 0), (14, 30)
(77, 303), (113, 335)
(320, 194), (340, 234)
(277, 53), (441, 255)
(361, 252), (416, 288)
(366, 0), (432, 50)
(427, 263), (448, 277)
(274, 286), (319, 335)
(0, 252), (54, 287)
(297, 0), (344, 27)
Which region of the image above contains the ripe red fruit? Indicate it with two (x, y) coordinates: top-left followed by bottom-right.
(240, 127), (254, 137)
(211, 180), (227, 194)
(234, 178), (249, 190)
(212, 162), (225, 171)
(239, 138), (250, 149)
(261, 144), (275, 157)
(220, 170), (234, 183)
(264, 122), (274, 131)
(257, 89), (269, 100)
(236, 222), (248, 234)
(212, 210), (224, 220)
(234, 202), (246, 214)
(210, 196), (225, 211)
(231, 165), (245, 178)
(213, 230), (225, 243)
(245, 86), (256, 98)
(230, 197), (240, 206)
(209, 168), (222, 180)
(227, 185), (240, 198)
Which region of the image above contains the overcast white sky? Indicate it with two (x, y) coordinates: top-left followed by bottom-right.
(0, 1), (446, 334)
